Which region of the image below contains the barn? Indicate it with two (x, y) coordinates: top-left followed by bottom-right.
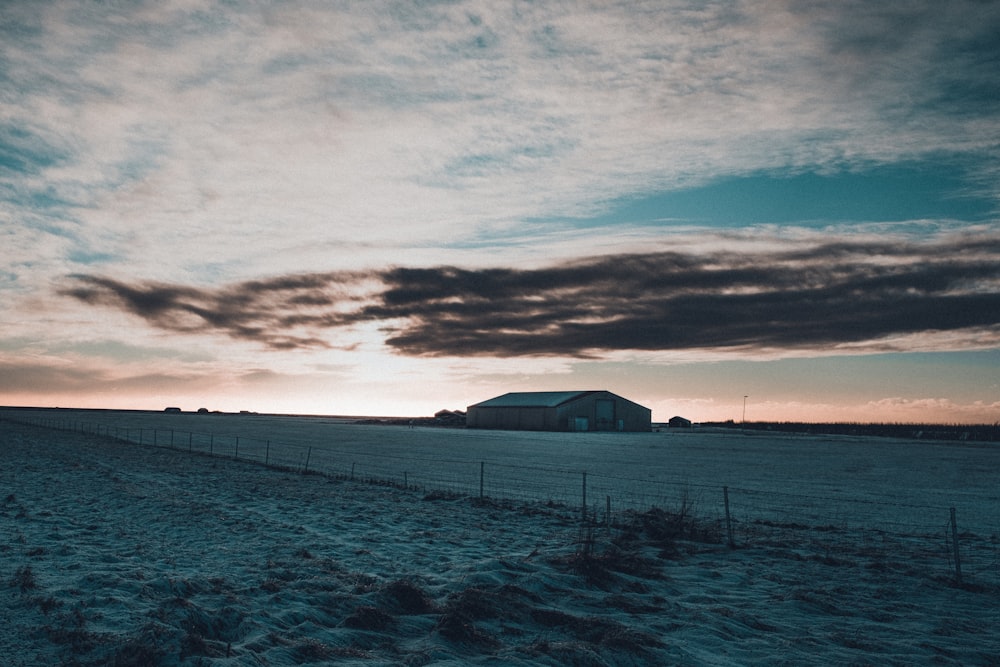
(466, 391), (652, 432)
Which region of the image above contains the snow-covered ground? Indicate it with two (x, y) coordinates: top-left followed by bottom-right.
(2, 412), (998, 665)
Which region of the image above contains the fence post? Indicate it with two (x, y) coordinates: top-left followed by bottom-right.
(404, 471), (408, 488)
(210, 434), (214, 455)
(303, 446), (312, 474)
(234, 436), (239, 460)
(480, 462), (485, 499)
(581, 471), (588, 523)
(606, 495), (611, 533)
(189, 432), (192, 452)
(950, 507), (962, 585)
(724, 486), (735, 548)
(265, 440), (270, 466)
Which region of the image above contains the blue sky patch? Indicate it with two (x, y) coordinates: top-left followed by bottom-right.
(0, 124), (65, 175)
(572, 163), (996, 229)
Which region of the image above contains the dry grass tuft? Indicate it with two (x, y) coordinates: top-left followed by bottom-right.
(384, 579), (435, 614)
(435, 609), (501, 648)
(11, 564), (37, 592)
(559, 524), (663, 587)
(344, 605), (394, 631)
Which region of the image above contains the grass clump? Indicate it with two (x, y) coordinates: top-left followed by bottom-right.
(561, 525), (663, 587)
(384, 578), (435, 614)
(344, 605), (394, 631)
(11, 564), (37, 592)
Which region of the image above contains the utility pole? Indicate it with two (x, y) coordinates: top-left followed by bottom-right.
(742, 395), (748, 424)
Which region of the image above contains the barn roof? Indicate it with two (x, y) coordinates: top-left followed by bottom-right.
(470, 391), (601, 408)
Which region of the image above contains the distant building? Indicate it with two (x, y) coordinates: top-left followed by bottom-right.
(164, 407), (182, 414)
(668, 416), (692, 428)
(433, 409), (467, 426)
(466, 391), (652, 432)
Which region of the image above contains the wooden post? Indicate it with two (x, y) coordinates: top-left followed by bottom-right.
(582, 471), (588, 523)
(265, 440), (270, 466)
(189, 432), (192, 452)
(724, 486), (735, 549)
(234, 436), (239, 460)
(303, 446), (311, 474)
(950, 507), (962, 584)
(480, 462), (485, 498)
(606, 495), (611, 533)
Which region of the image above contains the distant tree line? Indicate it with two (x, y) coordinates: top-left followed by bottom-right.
(705, 421), (1000, 443)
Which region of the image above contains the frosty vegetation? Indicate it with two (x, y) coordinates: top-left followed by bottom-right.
(1, 412), (997, 665)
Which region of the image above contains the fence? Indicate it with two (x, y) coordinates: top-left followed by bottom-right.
(3, 411), (998, 588)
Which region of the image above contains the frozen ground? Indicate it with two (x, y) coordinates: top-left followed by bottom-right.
(10, 409), (1000, 531)
(1, 416), (998, 665)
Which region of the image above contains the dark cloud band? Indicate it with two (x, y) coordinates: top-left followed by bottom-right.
(61, 235), (1000, 357)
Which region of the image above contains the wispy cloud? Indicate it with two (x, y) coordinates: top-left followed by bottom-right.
(60, 272), (370, 351)
(62, 234), (1000, 357)
(4, 1), (999, 284)
(0, 358), (204, 395)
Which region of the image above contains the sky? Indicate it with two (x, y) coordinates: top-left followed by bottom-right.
(2, 0), (999, 424)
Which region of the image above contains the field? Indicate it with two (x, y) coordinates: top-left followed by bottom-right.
(2, 409), (998, 665)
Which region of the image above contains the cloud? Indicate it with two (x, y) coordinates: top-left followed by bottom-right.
(60, 272), (371, 351)
(61, 234), (1000, 357)
(0, 358), (205, 395)
(4, 0), (1000, 291)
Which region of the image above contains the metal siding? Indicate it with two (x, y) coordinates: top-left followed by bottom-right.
(595, 399), (615, 430)
(466, 406), (557, 430)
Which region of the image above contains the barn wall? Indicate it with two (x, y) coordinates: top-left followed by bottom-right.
(466, 406), (557, 430)
(617, 399), (653, 432)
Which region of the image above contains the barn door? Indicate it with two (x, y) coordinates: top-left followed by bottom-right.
(595, 399), (615, 431)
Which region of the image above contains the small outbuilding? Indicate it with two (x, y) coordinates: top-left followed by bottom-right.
(466, 391), (652, 432)
(668, 416), (692, 428)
